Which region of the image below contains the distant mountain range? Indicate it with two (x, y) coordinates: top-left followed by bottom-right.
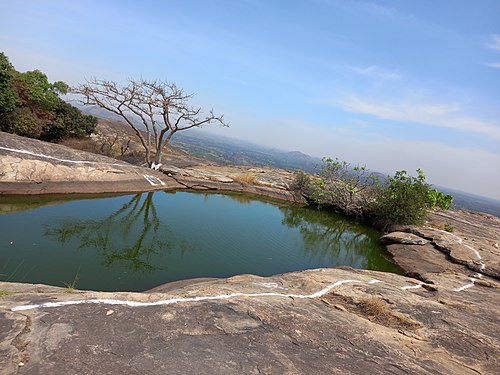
(75, 104), (500, 217)
(74, 104), (322, 172)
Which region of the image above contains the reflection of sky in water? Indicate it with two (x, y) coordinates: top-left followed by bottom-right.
(0, 192), (402, 292)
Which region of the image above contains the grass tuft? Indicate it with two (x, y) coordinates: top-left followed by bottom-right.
(62, 269), (80, 293)
(233, 172), (259, 185)
(357, 296), (421, 330)
(0, 290), (13, 298)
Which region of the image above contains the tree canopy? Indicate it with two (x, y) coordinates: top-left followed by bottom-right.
(0, 52), (96, 140)
(72, 78), (228, 168)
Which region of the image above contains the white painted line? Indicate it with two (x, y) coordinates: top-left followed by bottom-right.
(253, 282), (286, 290)
(143, 175), (165, 186)
(453, 278), (476, 292)
(461, 243), (486, 271)
(401, 283), (422, 290)
(11, 279), (361, 312)
(0, 146), (125, 167)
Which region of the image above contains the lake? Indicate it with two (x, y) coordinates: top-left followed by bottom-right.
(0, 191), (402, 291)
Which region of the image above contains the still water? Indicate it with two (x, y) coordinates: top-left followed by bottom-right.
(0, 191), (402, 291)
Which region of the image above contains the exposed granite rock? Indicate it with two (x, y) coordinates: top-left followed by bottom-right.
(384, 211), (500, 280)
(1, 268), (499, 374)
(380, 231), (430, 245)
(0, 131), (302, 202)
(0, 131), (183, 194)
(160, 164), (303, 202)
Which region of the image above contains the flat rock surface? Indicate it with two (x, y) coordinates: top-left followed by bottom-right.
(1, 267), (499, 375)
(380, 231), (430, 245)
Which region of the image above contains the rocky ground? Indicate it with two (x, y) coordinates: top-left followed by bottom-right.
(0, 131), (299, 201)
(0, 131), (499, 374)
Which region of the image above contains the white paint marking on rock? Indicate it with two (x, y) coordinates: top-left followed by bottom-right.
(143, 175), (165, 186)
(401, 283), (423, 290)
(461, 243), (486, 271)
(0, 146), (125, 167)
(253, 282), (286, 290)
(150, 162), (162, 171)
(453, 278), (476, 292)
(11, 279), (361, 312)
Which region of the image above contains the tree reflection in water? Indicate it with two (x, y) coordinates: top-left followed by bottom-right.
(279, 205), (402, 272)
(44, 192), (194, 272)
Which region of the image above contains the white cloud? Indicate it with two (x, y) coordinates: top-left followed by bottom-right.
(350, 65), (402, 80)
(336, 96), (500, 140)
(486, 33), (500, 51)
(483, 62), (500, 69)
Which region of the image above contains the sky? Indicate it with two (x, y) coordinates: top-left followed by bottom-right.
(1, 0), (499, 199)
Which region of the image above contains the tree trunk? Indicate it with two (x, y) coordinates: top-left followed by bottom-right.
(145, 147), (151, 167)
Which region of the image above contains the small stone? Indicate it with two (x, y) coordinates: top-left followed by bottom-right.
(18, 362), (24, 367)
(106, 309), (114, 316)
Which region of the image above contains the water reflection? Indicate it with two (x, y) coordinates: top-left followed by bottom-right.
(279, 206), (402, 272)
(1, 191), (403, 291)
(44, 192), (194, 272)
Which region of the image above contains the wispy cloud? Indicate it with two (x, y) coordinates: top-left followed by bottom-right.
(483, 62), (500, 69)
(349, 65), (402, 80)
(486, 34), (500, 51)
(336, 96), (500, 140)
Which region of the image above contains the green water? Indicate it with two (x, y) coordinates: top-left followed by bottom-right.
(0, 191), (402, 291)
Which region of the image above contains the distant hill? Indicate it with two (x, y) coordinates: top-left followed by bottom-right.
(75, 104), (500, 218)
(75, 104), (322, 172)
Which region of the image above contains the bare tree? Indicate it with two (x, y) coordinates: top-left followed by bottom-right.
(72, 78), (228, 169)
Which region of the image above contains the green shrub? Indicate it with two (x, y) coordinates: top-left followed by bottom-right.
(374, 169), (431, 228)
(426, 188), (454, 210)
(290, 170), (311, 195)
(310, 157), (378, 217)
(7, 107), (42, 138)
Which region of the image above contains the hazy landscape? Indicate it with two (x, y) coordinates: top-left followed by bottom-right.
(1, 2), (499, 373)
(79, 104), (500, 218)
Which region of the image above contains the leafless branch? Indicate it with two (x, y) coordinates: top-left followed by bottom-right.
(71, 78), (228, 167)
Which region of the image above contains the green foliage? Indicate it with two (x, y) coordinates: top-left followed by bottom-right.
(43, 101), (97, 140)
(311, 157), (378, 217)
(291, 170), (311, 195)
(426, 188), (454, 210)
(444, 223), (454, 233)
(295, 155), (454, 228)
(7, 107), (42, 138)
(16, 69), (61, 111)
(373, 169), (431, 228)
(0, 52), (96, 141)
(0, 52), (19, 117)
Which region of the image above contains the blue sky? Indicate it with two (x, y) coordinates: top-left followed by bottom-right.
(1, 0), (499, 199)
